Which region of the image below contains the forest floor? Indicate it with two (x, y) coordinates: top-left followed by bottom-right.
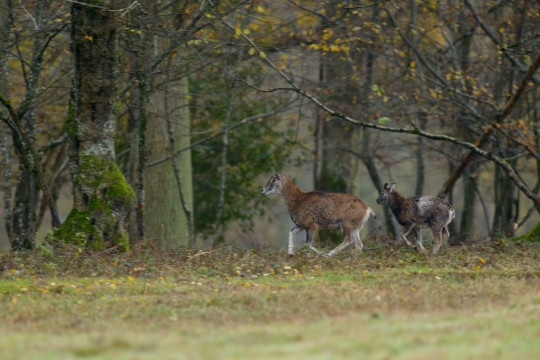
(0, 239), (538, 359)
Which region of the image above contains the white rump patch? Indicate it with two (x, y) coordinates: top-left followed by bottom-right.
(446, 209), (455, 226)
(415, 197), (436, 216)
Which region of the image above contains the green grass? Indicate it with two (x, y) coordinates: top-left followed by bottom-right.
(0, 241), (538, 359)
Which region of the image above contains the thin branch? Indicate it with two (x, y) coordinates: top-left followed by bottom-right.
(19, 0), (38, 30)
(65, 0), (141, 16)
(38, 133), (67, 154)
(0, 49), (32, 67)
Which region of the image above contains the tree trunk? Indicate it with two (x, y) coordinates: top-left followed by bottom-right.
(0, 1), (12, 244)
(414, 111), (426, 197)
(361, 130), (397, 239)
(145, 56), (193, 249)
(459, 174), (476, 240)
(53, 1), (134, 250)
(10, 1), (48, 250)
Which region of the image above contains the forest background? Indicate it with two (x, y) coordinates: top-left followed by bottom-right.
(0, 0), (539, 252)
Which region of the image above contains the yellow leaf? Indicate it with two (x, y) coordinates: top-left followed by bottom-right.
(243, 29), (250, 35)
(235, 28), (241, 37)
(477, 257), (486, 264)
(363, 269), (369, 274)
(410, 60), (416, 68)
(476, 266), (482, 270)
(84, 35), (93, 41)
(259, 51), (267, 58)
(12, 297), (17, 304)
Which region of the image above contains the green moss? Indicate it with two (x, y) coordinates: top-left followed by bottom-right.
(512, 221), (540, 243)
(111, 230), (129, 251)
(52, 209), (103, 248)
(55, 155), (135, 250)
(76, 155), (135, 207)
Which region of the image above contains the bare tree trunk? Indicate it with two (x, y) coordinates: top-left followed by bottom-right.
(414, 111), (426, 197)
(123, 8), (150, 243)
(459, 173), (477, 240)
(361, 130), (397, 238)
(313, 55), (324, 190)
(213, 81), (237, 246)
(10, 1), (47, 249)
(135, 65), (147, 241)
(0, 1), (12, 243)
(145, 44), (193, 249)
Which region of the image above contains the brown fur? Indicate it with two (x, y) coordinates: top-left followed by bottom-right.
(376, 182), (455, 254)
(261, 173), (375, 257)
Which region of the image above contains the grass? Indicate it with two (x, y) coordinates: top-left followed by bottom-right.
(0, 240), (538, 359)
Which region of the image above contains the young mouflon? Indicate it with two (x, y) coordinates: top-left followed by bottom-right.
(376, 182), (455, 254)
(261, 173), (375, 257)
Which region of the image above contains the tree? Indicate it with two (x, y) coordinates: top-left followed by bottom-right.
(0, 1), (63, 249)
(142, 2), (194, 248)
(52, 1), (135, 249)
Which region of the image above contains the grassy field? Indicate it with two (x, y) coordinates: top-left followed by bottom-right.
(0, 240), (538, 359)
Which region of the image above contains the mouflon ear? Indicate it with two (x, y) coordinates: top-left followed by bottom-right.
(383, 182), (388, 189)
(277, 173), (285, 182)
(388, 182), (396, 191)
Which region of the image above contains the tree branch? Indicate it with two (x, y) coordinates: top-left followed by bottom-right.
(216, 17), (540, 207)
(0, 95), (61, 227)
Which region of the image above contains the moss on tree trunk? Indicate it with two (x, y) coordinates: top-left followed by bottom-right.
(53, 155), (134, 250)
(512, 221), (540, 243)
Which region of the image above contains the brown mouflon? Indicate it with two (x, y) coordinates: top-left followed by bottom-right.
(261, 173), (375, 257)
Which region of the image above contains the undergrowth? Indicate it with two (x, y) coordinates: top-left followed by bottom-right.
(0, 238), (537, 280)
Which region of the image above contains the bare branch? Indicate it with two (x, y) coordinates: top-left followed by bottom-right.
(19, 0), (38, 30)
